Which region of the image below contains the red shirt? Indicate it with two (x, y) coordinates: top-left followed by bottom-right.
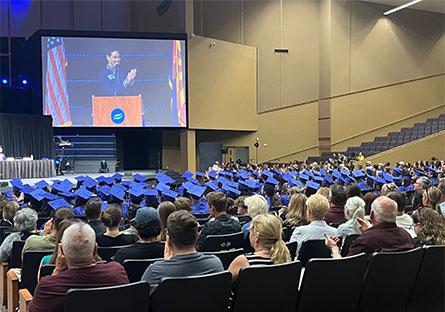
(29, 262), (129, 312)
(324, 204), (347, 227)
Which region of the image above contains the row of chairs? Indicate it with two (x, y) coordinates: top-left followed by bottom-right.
(19, 245), (445, 312)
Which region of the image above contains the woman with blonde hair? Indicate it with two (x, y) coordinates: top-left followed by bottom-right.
(282, 193), (307, 241)
(241, 194), (269, 239)
(229, 213), (291, 281)
(422, 186), (443, 213)
(412, 208), (445, 247)
(316, 187), (330, 201)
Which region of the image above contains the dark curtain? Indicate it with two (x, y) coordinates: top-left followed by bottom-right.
(0, 114), (55, 159)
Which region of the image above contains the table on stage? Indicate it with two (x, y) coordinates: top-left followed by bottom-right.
(0, 159), (56, 179)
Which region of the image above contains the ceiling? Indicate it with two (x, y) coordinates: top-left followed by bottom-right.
(359, 0), (445, 14)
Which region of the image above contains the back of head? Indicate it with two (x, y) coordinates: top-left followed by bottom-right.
(101, 205), (122, 228)
(287, 193), (307, 223)
(84, 197), (102, 220)
(363, 192), (379, 215)
(316, 187), (330, 200)
(424, 186), (443, 213)
(381, 183), (398, 196)
(412, 208), (445, 245)
(158, 201), (177, 238)
(132, 207), (161, 240)
(417, 177), (431, 190)
(52, 207), (74, 231)
(371, 196), (398, 223)
(13, 208), (38, 232)
(306, 194), (330, 220)
(330, 185), (347, 207)
(206, 192), (228, 213)
(251, 214), (290, 264)
(3, 201), (18, 223)
(166, 210), (198, 249)
(344, 196), (366, 220)
(174, 197), (192, 212)
(387, 192), (406, 214)
(346, 184), (362, 199)
(61, 222), (96, 266)
(245, 194), (269, 218)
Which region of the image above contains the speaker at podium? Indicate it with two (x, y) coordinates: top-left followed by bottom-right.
(92, 95), (143, 126)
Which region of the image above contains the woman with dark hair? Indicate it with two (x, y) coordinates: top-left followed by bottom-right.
(0, 201), (17, 228)
(412, 208), (445, 247)
(96, 205), (137, 247)
(158, 201), (177, 241)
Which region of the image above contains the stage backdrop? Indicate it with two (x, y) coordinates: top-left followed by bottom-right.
(0, 114), (55, 160)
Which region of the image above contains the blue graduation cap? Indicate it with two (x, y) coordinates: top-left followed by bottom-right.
(216, 176), (229, 185)
(112, 184), (126, 192)
(415, 170), (426, 177)
(313, 170), (322, 177)
(427, 167), (438, 176)
(393, 167), (404, 175)
(132, 182), (149, 190)
(222, 184), (241, 198)
(340, 168), (350, 176)
(208, 171), (218, 180)
(48, 198), (71, 210)
(319, 168), (328, 176)
(195, 171), (205, 178)
(133, 173), (148, 182)
(35, 180), (49, 189)
(393, 176), (402, 185)
(303, 169), (314, 178)
(332, 170), (341, 179)
(280, 194), (290, 206)
(110, 187), (125, 201)
(398, 186), (406, 192)
(127, 188), (146, 198)
(30, 189), (46, 201)
(59, 191), (75, 199)
(237, 170), (251, 180)
(52, 182), (71, 193)
(322, 175), (333, 185)
(156, 183), (171, 192)
(186, 177), (200, 185)
(358, 182), (371, 192)
(95, 176), (106, 183)
(352, 170), (365, 178)
(42, 192), (59, 201)
(2, 191), (13, 200)
(10, 179), (23, 189)
(220, 171), (234, 178)
(97, 186), (111, 197)
(382, 172), (394, 183)
(261, 170), (273, 178)
(374, 176), (386, 185)
(313, 176), (323, 184)
(103, 177), (114, 186)
(161, 189), (179, 201)
(101, 202), (109, 211)
(156, 173), (175, 185)
(112, 173), (124, 181)
(144, 188), (158, 198)
(239, 180), (260, 190)
(74, 188), (94, 200)
(205, 181), (218, 191)
(299, 174), (310, 182)
(75, 175), (86, 182)
(182, 181), (195, 191)
(182, 171), (193, 179)
(189, 185), (206, 198)
(306, 181), (320, 191)
(21, 185), (35, 195)
(226, 181), (239, 189)
(288, 179), (304, 188)
(83, 177), (97, 189)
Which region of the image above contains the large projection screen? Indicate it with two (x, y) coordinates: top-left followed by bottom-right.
(41, 36), (187, 127)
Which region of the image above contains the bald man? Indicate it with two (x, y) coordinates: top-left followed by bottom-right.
(347, 196), (414, 256)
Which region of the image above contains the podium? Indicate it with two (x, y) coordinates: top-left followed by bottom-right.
(92, 95), (142, 127)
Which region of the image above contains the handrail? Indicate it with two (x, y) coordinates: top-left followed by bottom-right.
(261, 144), (319, 163)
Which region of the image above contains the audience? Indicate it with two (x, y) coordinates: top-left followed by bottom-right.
(196, 192), (241, 251)
(412, 208), (445, 247)
(387, 192), (415, 237)
(141, 210), (223, 288)
(337, 196), (366, 241)
(113, 207), (164, 263)
(0, 201), (17, 227)
(0, 208), (38, 262)
(158, 201), (177, 241)
(85, 197), (106, 236)
(96, 205), (137, 247)
(241, 194), (269, 239)
(173, 197), (192, 212)
(29, 222), (129, 312)
(290, 194), (337, 258)
(325, 185), (347, 227)
(422, 186), (442, 213)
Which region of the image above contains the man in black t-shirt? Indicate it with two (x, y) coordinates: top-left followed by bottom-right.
(113, 207), (164, 263)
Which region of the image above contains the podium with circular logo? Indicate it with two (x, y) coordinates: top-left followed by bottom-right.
(92, 95), (142, 127)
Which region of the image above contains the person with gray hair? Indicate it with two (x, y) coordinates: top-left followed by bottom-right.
(0, 208), (38, 262)
(414, 176), (431, 191)
(29, 222), (129, 312)
(326, 196), (414, 258)
(241, 194), (269, 240)
(337, 196), (367, 241)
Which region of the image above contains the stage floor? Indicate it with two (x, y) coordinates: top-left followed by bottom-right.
(0, 170), (159, 190)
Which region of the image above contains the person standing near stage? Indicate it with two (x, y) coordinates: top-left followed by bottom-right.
(99, 47), (137, 96)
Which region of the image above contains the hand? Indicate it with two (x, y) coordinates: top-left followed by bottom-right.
(126, 68), (137, 82)
(43, 218), (53, 235)
(53, 244), (67, 275)
(325, 235), (340, 250)
(357, 218), (369, 232)
(164, 240), (173, 260)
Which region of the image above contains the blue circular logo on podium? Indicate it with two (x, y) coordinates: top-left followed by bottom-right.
(111, 108), (125, 124)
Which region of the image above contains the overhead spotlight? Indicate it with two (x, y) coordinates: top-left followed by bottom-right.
(21, 79), (28, 85)
(1, 78), (8, 85)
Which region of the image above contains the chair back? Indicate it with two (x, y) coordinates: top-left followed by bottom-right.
(296, 253), (369, 312)
(341, 234), (360, 257)
(64, 281), (149, 312)
(282, 226), (294, 242)
(203, 248), (244, 270)
(297, 240), (332, 266)
(39, 264), (56, 280)
(286, 241), (298, 260)
(407, 245), (445, 312)
(97, 245), (131, 262)
(233, 261), (302, 312)
(10, 240), (25, 268)
(201, 231), (243, 252)
(150, 271), (232, 312)
(0, 226), (15, 244)
(22, 250), (53, 294)
(122, 258), (163, 283)
(357, 247), (424, 312)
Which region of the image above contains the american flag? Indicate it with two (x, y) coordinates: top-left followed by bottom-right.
(44, 37), (72, 126)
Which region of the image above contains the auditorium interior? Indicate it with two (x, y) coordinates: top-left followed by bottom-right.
(0, 0), (444, 311)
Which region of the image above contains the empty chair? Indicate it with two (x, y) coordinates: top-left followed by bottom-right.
(97, 245), (131, 262)
(297, 240), (333, 266)
(232, 261), (302, 312)
(203, 248), (244, 270)
(356, 248), (424, 312)
(200, 231), (244, 252)
(286, 241), (298, 260)
(9, 241), (25, 268)
(122, 258), (163, 283)
(64, 281), (150, 312)
(150, 271), (232, 312)
(341, 234), (360, 257)
(407, 245), (445, 312)
(21, 250), (53, 294)
(296, 253), (369, 312)
(0, 226), (15, 245)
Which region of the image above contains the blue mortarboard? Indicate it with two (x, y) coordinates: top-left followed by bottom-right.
(222, 184), (241, 197)
(415, 170), (426, 177)
(237, 170), (251, 180)
(112, 184), (126, 192)
(10, 179), (23, 189)
(195, 171), (205, 178)
(182, 171), (193, 179)
(186, 177), (200, 185)
(352, 170), (365, 178)
(226, 181), (239, 189)
(110, 187), (125, 201)
(35, 180), (49, 189)
(189, 185), (206, 198)
(220, 171), (234, 178)
(122, 181), (133, 187)
(161, 189), (179, 201)
(393, 176), (402, 185)
(398, 186), (406, 192)
(288, 179), (304, 188)
(3, 191), (13, 200)
(340, 168), (350, 176)
(337, 176), (347, 185)
(431, 177), (439, 186)
(313, 176), (323, 184)
(132, 182), (149, 190)
(382, 172), (394, 183)
(96, 176), (106, 183)
(303, 169), (314, 178)
(313, 170), (321, 176)
(101, 202), (109, 211)
(156, 183), (171, 192)
(97, 186), (111, 196)
(427, 167), (438, 176)
(83, 177), (97, 189)
(21, 185), (35, 195)
(239, 180), (259, 190)
(208, 171), (218, 179)
(406, 184), (415, 191)
(75, 176), (86, 182)
(205, 181), (218, 191)
(59, 191), (75, 199)
(332, 170), (341, 179)
(322, 175), (333, 185)
(144, 188), (158, 197)
(75, 188), (94, 200)
(133, 174), (148, 182)
(393, 167), (403, 175)
(280, 194), (290, 206)
(216, 176), (229, 185)
(48, 198), (71, 210)
(127, 188), (146, 198)
(52, 182), (71, 193)
(299, 174), (309, 181)
(156, 173), (175, 185)
(319, 168), (328, 176)
(30, 189), (45, 201)
(344, 175), (356, 184)
(182, 181), (195, 191)
(358, 182), (370, 192)
(103, 177), (114, 186)
(306, 181), (320, 191)
(374, 176), (386, 185)
(112, 173), (124, 181)
(42, 192), (59, 201)
(282, 173), (292, 182)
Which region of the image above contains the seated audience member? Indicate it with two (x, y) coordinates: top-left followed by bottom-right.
(174, 197), (192, 212)
(387, 192), (416, 237)
(29, 222), (129, 312)
(346, 184), (362, 199)
(381, 183), (398, 196)
(422, 186), (442, 213)
(196, 192), (241, 251)
(412, 208), (445, 247)
(325, 185), (347, 227)
(326, 196), (414, 258)
(96, 205), (137, 247)
(363, 192), (379, 216)
(241, 195), (269, 239)
(23, 208), (73, 254)
(234, 196), (252, 224)
(228, 214), (291, 280)
(0, 201), (17, 227)
(158, 201), (177, 241)
(316, 187), (330, 201)
(0, 208), (38, 262)
(113, 207), (164, 263)
(414, 176), (431, 191)
(438, 181), (445, 214)
(85, 197), (106, 236)
(290, 194), (337, 258)
(337, 196), (366, 241)
(141, 210), (223, 287)
(283, 193), (308, 229)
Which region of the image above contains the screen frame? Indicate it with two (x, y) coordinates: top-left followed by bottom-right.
(28, 29), (189, 129)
